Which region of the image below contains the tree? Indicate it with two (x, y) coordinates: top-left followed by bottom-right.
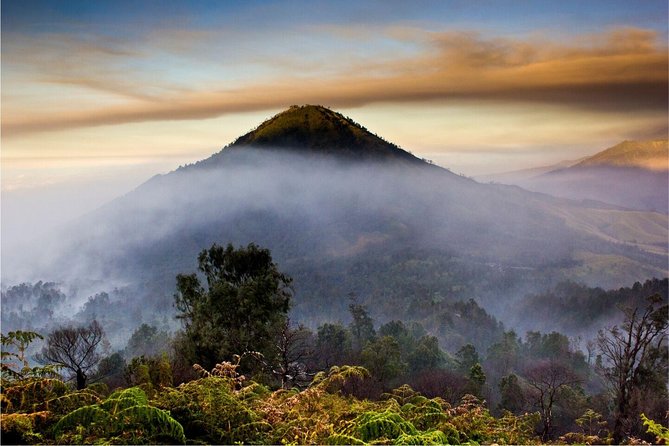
(93, 352), (127, 390)
(455, 344), (479, 375)
(348, 296), (376, 352)
(378, 320), (443, 373)
(36, 320), (105, 389)
(525, 359), (581, 441)
(315, 323), (352, 368)
(174, 243), (292, 369)
(1, 330), (60, 381)
(498, 373), (525, 414)
(406, 336), (443, 373)
(486, 330), (520, 377)
(596, 293), (668, 443)
(125, 323), (171, 359)
(250, 319), (315, 389)
(1, 330), (42, 379)
(361, 336), (406, 385)
(467, 363), (486, 398)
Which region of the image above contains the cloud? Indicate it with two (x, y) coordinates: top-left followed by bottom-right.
(2, 26), (666, 137)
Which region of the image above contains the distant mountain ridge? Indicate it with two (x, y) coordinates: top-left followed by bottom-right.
(481, 139), (669, 213)
(477, 158), (585, 184)
(571, 139), (668, 171)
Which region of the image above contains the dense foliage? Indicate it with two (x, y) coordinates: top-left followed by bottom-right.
(174, 243), (292, 370)
(2, 244), (667, 444)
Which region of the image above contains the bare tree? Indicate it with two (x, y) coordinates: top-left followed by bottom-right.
(36, 320), (105, 389)
(526, 359), (581, 441)
(248, 319), (315, 389)
(597, 294), (668, 444)
(273, 320), (315, 389)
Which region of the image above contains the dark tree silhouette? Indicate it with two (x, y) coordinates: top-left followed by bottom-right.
(175, 243), (292, 369)
(348, 296), (376, 352)
(526, 359), (581, 441)
(597, 293), (668, 443)
(37, 320), (105, 389)
(315, 323), (352, 368)
(249, 318), (315, 389)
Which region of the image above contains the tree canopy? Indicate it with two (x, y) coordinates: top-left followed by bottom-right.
(175, 243), (292, 369)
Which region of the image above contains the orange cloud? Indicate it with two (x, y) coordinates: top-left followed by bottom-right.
(2, 27), (666, 137)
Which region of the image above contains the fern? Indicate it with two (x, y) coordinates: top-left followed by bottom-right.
(4, 378), (69, 412)
(325, 433), (367, 445)
(154, 376), (261, 444)
(118, 405), (186, 443)
(641, 413), (669, 443)
(355, 410), (418, 442)
(109, 386), (149, 405)
(52, 386), (185, 444)
(100, 395), (147, 414)
(1, 411), (49, 444)
(53, 406), (112, 436)
(44, 389), (101, 414)
(310, 365), (370, 393)
(395, 429), (450, 445)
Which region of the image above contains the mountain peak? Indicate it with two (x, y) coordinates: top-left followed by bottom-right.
(574, 139), (669, 171)
(226, 104), (422, 163)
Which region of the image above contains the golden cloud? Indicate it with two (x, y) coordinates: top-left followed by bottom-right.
(2, 27), (666, 137)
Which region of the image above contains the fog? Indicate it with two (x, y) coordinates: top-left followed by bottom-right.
(2, 147), (667, 351)
(502, 166), (669, 214)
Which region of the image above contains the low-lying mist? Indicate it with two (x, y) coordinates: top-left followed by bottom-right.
(512, 166), (669, 214)
(2, 147), (667, 351)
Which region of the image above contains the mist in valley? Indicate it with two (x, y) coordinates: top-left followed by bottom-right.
(512, 166), (669, 214)
(3, 142), (667, 445)
(3, 146), (666, 354)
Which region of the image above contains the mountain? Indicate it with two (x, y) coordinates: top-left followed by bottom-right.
(476, 157), (586, 184)
(573, 139), (668, 171)
(220, 105), (423, 163)
(485, 139), (668, 214)
(4, 106), (667, 349)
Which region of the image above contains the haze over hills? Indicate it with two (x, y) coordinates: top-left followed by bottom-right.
(481, 139), (669, 214)
(3, 106), (667, 349)
(476, 158), (586, 184)
(573, 139), (668, 171)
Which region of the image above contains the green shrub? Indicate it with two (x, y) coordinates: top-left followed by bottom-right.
(155, 376), (266, 444)
(53, 387), (185, 444)
(355, 410), (418, 442)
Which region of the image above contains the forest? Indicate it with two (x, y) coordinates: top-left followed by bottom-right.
(1, 243), (667, 445)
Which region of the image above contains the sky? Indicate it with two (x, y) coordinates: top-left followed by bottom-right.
(1, 0), (668, 241)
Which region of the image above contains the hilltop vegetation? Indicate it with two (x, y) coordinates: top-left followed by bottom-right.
(222, 105), (422, 163)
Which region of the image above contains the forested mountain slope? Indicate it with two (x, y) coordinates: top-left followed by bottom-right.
(3, 106), (667, 344)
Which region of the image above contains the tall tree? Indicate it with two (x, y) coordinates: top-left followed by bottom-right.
(525, 360), (581, 441)
(361, 335), (406, 386)
(36, 320), (105, 389)
(498, 373), (525, 414)
(174, 243), (292, 369)
(315, 323), (352, 368)
(467, 362), (487, 398)
(125, 323), (171, 359)
(597, 293), (668, 443)
(348, 296), (376, 352)
(455, 344), (480, 375)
